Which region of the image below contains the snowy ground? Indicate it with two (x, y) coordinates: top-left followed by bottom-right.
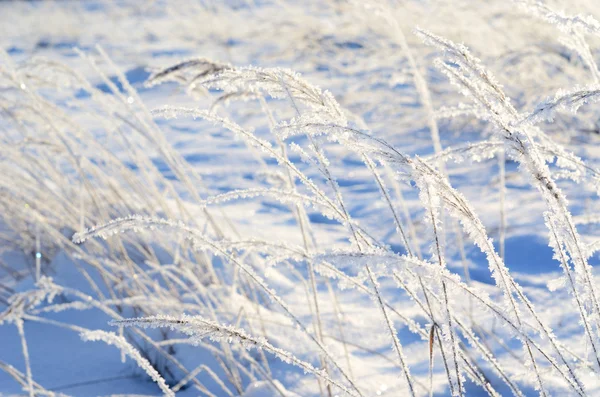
(1, 1), (600, 396)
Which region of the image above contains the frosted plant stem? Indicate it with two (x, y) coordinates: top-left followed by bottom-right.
(547, 218), (600, 370)
(363, 155), (413, 256)
(81, 330), (174, 397)
(35, 222), (40, 282)
(326, 282), (354, 379)
(365, 265), (416, 396)
(416, 277), (456, 397)
(307, 258), (330, 397)
(429, 325), (435, 397)
(79, 158), (85, 233)
(16, 320), (34, 397)
(425, 185), (463, 396)
(499, 150), (506, 260)
(384, 164), (422, 259)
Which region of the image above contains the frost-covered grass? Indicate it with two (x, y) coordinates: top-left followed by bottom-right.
(1, 1), (600, 396)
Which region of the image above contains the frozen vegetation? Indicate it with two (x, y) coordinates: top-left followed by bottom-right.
(1, 1), (600, 396)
